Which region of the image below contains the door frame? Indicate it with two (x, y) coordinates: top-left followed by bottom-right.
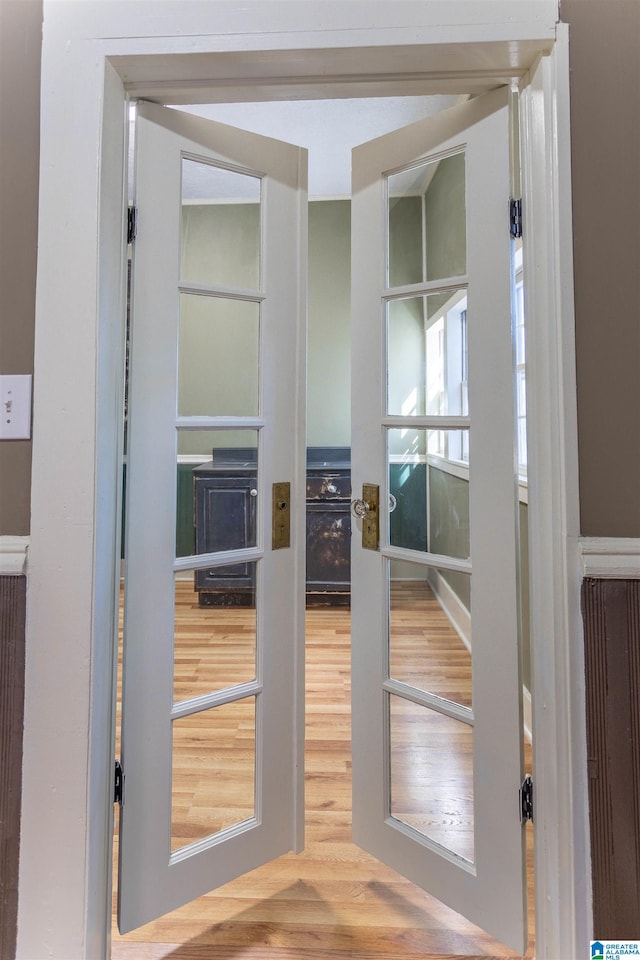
(20, 5), (588, 959)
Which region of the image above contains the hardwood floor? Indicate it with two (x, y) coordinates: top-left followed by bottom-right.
(112, 581), (534, 960)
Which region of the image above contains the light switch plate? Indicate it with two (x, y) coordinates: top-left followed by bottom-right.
(0, 375), (32, 439)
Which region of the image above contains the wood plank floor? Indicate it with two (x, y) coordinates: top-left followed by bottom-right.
(112, 581), (534, 960)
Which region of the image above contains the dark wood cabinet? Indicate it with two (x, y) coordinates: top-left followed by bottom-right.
(305, 447), (351, 606)
(192, 447), (351, 606)
(193, 450), (257, 606)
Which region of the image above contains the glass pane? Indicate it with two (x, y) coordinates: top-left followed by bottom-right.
(387, 192), (423, 288)
(387, 151), (466, 288)
(176, 431), (258, 559)
(388, 429), (470, 559)
(173, 572), (256, 704)
(171, 697), (256, 852)
(194, 557), (257, 614)
(388, 559), (472, 708)
(178, 294), (259, 417)
(181, 158), (260, 290)
(387, 291), (467, 417)
(389, 696), (474, 863)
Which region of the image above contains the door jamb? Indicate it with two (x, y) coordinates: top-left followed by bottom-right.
(519, 28), (590, 958)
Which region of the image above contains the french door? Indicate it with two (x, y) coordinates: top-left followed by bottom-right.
(119, 89), (527, 950)
(118, 102), (307, 932)
(350, 87), (528, 953)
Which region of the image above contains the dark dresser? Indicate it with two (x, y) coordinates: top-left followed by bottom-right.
(305, 447), (351, 605)
(193, 448), (258, 606)
(193, 446), (351, 606)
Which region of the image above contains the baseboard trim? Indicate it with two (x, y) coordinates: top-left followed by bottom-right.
(427, 568), (471, 651)
(0, 536), (29, 575)
(579, 537), (640, 579)
(426, 566), (533, 743)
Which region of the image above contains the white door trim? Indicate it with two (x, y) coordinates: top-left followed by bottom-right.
(21, 5), (588, 958)
(579, 538), (640, 579)
(0, 536), (30, 575)
(520, 26), (591, 958)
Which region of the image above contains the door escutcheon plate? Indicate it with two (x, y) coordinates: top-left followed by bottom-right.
(272, 482), (291, 549)
(361, 483), (379, 550)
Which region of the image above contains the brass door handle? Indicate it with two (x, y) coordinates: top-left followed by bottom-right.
(350, 497), (371, 519)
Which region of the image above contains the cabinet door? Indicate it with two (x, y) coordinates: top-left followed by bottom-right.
(306, 500), (351, 596)
(119, 102), (307, 933)
(195, 473), (257, 591)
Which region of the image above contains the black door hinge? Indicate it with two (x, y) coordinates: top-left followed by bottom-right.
(520, 773), (533, 822)
(510, 198), (523, 239)
(127, 206), (137, 244)
(114, 760), (124, 805)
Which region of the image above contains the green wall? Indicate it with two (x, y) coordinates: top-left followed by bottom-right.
(388, 195), (423, 286)
(307, 200), (351, 446)
(386, 197), (426, 458)
(424, 151), (466, 281)
(180, 199), (354, 451)
(411, 464), (530, 689)
(429, 466), (471, 609)
(179, 203), (260, 454)
(425, 152), (467, 319)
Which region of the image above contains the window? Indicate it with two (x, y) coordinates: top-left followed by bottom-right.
(426, 290), (468, 463)
(425, 246), (527, 482)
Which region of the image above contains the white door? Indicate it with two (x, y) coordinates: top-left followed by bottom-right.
(350, 88), (528, 953)
(118, 102), (307, 933)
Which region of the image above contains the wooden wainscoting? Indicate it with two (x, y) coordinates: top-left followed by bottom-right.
(0, 574), (26, 960)
(112, 581), (534, 960)
(582, 578), (640, 937)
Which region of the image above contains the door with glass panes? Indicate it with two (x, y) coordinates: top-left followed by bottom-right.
(119, 90), (527, 951)
(118, 101), (307, 933)
(350, 87), (528, 953)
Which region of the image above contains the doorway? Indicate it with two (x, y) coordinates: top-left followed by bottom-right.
(111, 94), (536, 956)
(21, 10), (586, 958)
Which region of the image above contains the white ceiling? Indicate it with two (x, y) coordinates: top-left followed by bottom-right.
(131, 94), (461, 200)
(179, 96), (460, 197)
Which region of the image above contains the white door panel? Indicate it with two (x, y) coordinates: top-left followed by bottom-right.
(118, 102), (307, 933)
(351, 88), (527, 952)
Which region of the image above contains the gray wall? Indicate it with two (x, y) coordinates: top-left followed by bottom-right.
(0, 0), (41, 535)
(561, 0), (640, 536)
